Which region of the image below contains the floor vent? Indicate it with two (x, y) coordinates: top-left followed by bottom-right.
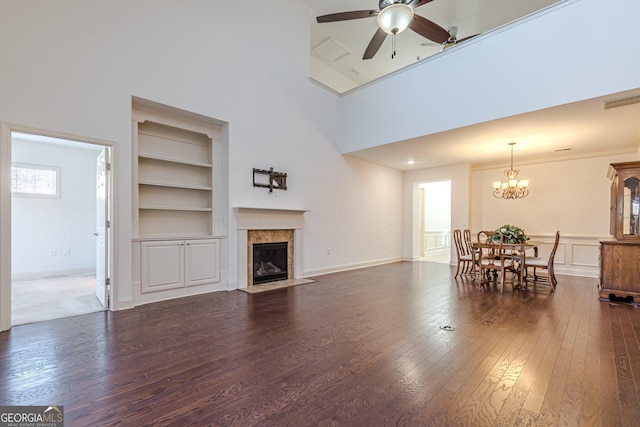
(604, 95), (640, 110)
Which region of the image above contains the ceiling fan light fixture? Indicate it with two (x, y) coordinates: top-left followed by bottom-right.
(377, 4), (414, 35)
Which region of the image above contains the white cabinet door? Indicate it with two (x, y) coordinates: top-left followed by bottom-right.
(141, 240), (185, 293)
(185, 239), (220, 287)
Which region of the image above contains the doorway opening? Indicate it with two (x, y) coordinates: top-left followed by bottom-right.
(10, 131), (111, 325)
(418, 180), (451, 264)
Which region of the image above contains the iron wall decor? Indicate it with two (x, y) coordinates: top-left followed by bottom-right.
(253, 168), (287, 193)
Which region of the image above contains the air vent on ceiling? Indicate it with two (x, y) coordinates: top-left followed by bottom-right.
(604, 95), (640, 110)
(313, 38), (351, 62)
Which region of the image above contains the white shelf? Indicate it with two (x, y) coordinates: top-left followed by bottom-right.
(138, 180), (213, 191)
(133, 234), (220, 242)
(139, 205), (212, 212)
(137, 232), (214, 240)
(138, 158), (211, 189)
(138, 153), (212, 168)
(138, 121), (212, 166)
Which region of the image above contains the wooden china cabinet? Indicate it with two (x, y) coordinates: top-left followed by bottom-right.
(599, 161), (640, 301)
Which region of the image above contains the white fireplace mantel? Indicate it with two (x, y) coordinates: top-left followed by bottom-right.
(234, 207), (307, 230)
(234, 207), (307, 288)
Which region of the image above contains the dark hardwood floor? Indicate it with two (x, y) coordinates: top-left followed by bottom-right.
(1, 261), (639, 426)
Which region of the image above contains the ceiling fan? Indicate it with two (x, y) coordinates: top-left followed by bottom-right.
(420, 26), (477, 51)
(316, 0), (452, 60)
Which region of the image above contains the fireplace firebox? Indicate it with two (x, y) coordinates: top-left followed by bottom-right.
(253, 242), (288, 284)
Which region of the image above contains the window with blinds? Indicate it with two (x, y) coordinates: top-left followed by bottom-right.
(10, 163), (60, 197)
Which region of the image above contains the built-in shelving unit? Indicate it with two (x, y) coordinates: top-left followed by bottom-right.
(135, 121), (214, 238)
(131, 98), (228, 302)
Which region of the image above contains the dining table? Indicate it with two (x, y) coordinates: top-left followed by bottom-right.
(471, 240), (542, 289)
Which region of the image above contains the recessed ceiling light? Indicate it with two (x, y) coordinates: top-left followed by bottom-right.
(407, 160), (415, 165)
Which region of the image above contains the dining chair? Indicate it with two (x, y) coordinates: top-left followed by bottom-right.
(453, 229), (474, 277)
(523, 230), (560, 290)
(463, 228), (478, 267)
(463, 229), (473, 254)
(476, 231), (518, 293)
(477, 230), (494, 244)
(474, 230), (497, 276)
(476, 230), (497, 258)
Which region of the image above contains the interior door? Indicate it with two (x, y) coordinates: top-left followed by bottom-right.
(95, 148), (110, 307)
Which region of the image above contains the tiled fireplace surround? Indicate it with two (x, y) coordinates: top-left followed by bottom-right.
(235, 207), (306, 288)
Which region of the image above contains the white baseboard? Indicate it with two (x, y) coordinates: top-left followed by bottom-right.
(303, 257), (403, 278)
(554, 266), (599, 279)
(133, 281), (229, 307)
(113, 297), (135, 311)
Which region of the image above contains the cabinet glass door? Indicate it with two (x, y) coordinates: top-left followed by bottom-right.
(623, 177), (640, 236)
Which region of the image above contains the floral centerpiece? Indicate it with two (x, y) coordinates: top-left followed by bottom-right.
(493, 224), (529, 243)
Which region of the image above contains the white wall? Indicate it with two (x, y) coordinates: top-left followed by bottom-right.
(302, 155), (403, 275)
(0, 0), (404, 318)
(11, 140), (99, 277)
(338, 0), (640, 153)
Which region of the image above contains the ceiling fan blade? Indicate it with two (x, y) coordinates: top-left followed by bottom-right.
(363, 28), (387, 60)
(421, 26), (457, 46)
(408, 15), (450, 44)
(456, 33), (479, 43)
(316, 10), (379, 23)
(411, 0), (436, 8)
(442, 33), (480, 50)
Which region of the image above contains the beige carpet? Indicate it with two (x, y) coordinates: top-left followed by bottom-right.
(12, 273), (105, 325)
(239, 278), (316, 294)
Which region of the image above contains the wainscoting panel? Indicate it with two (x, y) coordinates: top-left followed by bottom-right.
(571, 243), (601, 267)
(527, 233), (605, 279)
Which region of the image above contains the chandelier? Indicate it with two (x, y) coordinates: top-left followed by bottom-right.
(493, 142), (529, 199)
